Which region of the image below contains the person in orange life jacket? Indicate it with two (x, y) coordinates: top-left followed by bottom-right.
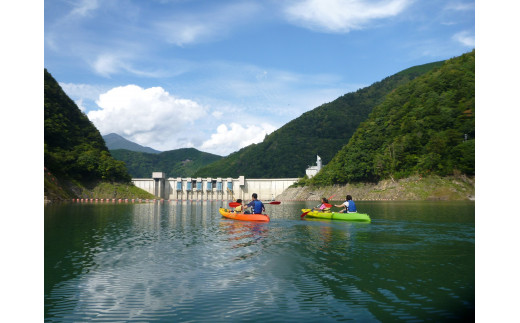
(244, 193), (265, 214)
(334, 195), (357, 213)
(313, 197), (329, 212)
(233, 199), (244, 213)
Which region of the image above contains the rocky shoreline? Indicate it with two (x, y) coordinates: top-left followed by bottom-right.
(275, 175), (475, 201)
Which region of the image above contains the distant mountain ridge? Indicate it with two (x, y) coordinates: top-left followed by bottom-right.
(103, 133), (161, 154)
(110, 148), (223, 178)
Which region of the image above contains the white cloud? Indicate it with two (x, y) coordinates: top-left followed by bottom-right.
(444, 2), (474, 12)
(87, 85), (207, 150)
(90, 52), (169, 78)
(212, 111), (223, 118)
(156, 2), (261, 46)
(70, 0), (99, 17)
(284, 0), (412, 33)
(74, 99), (87, 112)
(201, 123), (276, 155)
(60, 82), (106, 102)
(452, 30), (475, 47)
(92, 54), (123, 77)
(60, 82), (110, 112)
(161, 23), (213, 47)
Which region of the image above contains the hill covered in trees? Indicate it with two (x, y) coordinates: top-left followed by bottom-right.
(45, 69), (130, 183)
(194, 60), (445, 179)
(44, 69), (153, 200)
(305, 50), (475, 186)
(110, 148), (222, 178)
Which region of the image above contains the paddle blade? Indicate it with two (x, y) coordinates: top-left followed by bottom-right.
(269, 201), (281, 205)
(229, 202), (241, 208)
(300, 210), (310, 218)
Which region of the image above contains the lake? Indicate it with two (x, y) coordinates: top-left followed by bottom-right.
(45, 200), (474, 322)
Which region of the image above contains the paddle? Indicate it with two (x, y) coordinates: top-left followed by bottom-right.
(229, 200), (280, 214)
(230, 201), (280, 207)
(321, 195), (335, 211)
(300, 210), (310, 218)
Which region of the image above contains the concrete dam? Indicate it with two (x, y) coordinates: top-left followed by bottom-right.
(132, 172), (298, 201)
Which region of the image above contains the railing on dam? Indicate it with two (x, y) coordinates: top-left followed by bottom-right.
(132, 172), (298, 201)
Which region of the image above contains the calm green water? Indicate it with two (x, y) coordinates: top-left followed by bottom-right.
(45, 200), (474, 322)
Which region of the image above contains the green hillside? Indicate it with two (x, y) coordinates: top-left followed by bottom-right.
(307, 50), (475, 186)
(44, 69), (130, 183)
(44, 69), (154, 201)
(194, 60), (445, 179)
(110, 148), (223, 178)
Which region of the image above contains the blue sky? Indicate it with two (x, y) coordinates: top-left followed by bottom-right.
(44, 0), (475, 155)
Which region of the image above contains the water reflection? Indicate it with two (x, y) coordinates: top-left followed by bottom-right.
(219, 221), (269, 261)
(45, 200), (474, 322)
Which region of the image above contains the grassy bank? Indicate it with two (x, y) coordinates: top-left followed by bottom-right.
(278, 175), (474, 201)
(44, 169), (155, 203)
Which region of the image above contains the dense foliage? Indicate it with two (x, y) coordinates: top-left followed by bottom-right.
(194, 60), (445, 178)
(307, 50), (475, 186)
(110, 148), (222, 178)
(44, 69), (131, 182)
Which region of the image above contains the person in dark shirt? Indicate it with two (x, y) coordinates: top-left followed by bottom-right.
(244, 193), (265, 214)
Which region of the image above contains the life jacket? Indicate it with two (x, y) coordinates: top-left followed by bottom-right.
(347, 200), (357, 212)
(253, 200), (264, 214)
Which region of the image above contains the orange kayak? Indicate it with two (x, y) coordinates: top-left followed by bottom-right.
(219, 208), (270, 222)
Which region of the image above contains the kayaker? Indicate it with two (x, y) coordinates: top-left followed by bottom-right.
(313, 197), (329, 212)
(334, 195), (357, 213)
(234, 199), (244, 213)
(244, 193), (265, 214)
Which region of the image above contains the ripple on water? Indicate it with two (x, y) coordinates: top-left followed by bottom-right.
(45, 202), (474, 322)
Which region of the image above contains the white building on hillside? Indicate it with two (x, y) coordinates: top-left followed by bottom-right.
(305, 155), (323, 178)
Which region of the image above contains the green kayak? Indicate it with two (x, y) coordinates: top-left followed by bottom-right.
(301, 209), (371, 222)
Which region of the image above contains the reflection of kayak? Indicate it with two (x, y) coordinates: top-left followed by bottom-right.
(219, 208), (270, 222)
(301, 209), (371, 222)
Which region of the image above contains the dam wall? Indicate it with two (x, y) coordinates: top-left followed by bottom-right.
(132, 172), (298, 201)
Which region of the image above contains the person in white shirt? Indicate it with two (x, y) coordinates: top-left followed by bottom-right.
(334, 195), (357, 213)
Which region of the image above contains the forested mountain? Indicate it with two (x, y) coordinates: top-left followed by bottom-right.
(110, 148), (222, 178)
(44, 69), (131, 183)
(194, 60), (445, 178)
(103, 133), (161, 154)
(307, 50), (475, 186)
